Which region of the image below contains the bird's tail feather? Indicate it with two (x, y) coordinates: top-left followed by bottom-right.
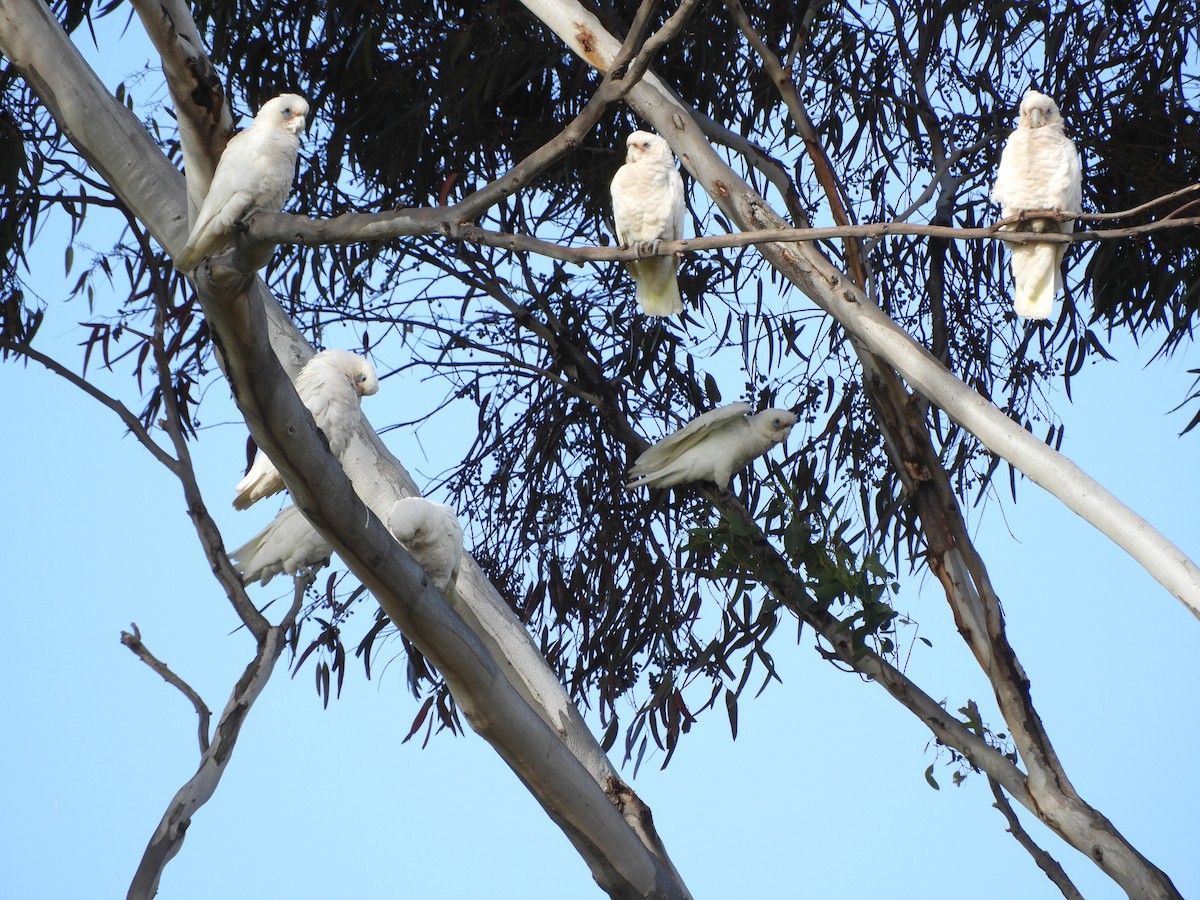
(1011, 243), (1061, 320)
(233, 468), (283, 510)
(630, 258), (683, 317)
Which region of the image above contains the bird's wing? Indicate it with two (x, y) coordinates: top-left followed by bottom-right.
(667, 166), (685, 242)
(230, 505), (331, 585)
(611, 163), (639, 245)
(632, 403), (752, 472)
(990, 128), (1029, 215)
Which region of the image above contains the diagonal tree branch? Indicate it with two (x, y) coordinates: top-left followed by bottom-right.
(1, 339), (180, 472)
(126, 583), (305, 900)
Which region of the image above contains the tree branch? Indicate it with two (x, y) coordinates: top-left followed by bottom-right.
(126, 590), (303, 900)
(243, 206), (1200, 256)
(720, 0), (869, 287)
(120, 623), (212, 755)
(0, 339), (179, 472)
(141, 239), (271, 639)
(989, 778), (1086, 900)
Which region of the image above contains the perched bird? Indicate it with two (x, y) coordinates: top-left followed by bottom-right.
(174, 93), (309, 273)
(991, 90), (1083, 319)
(233, 349), (379, 510)
(626, 402), (797, 490)
(387, 498), (465, 591)
(610, 131), (686, 317)
(230, 505), (332, 586)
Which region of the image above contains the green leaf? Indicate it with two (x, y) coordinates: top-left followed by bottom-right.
(924, 764), (940, 790)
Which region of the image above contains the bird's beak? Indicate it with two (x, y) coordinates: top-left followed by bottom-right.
(1029, 108), (1045, 128)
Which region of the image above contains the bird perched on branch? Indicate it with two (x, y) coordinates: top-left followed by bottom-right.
(230, 505), (332, 586)
(991, 90), (1082, 320)
(387, 498), (465, 591)
(233, 349), (379, 510)
(626, 402), (796, 490)
(611, 131), (686, 317)
(174, 93), (309, 273)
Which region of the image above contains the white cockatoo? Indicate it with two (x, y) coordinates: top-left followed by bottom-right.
(387, 498), (465, 591)
(626, 402), (797, 490)
(233, 349), (379, 510)
(610, 130), (686, 317)
(991, 90), (1083, 319)
(230, 505), (333, 586)
(174, 93), (309, 273)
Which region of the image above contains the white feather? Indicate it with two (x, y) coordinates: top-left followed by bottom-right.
(611, 131), (686, 317)
(230, 505), (332, 586)
(626, 402), (797, 489)
(233, 349), (379, 510)
(992, 90), (1083, 320)
(175, 93), (309, 273)
(387, 498), (465, 591)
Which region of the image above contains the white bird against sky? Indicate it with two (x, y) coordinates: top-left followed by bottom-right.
(174, 93), (309, 273)
(230, 504), (332, 586)
(991, 90), (1083, 320)
(611, 130), (686, 317)
(233, 349), (379, 510)
(626, 402), (797, 490)
(387, 498), (465, 592)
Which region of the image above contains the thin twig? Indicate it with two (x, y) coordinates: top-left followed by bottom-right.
(120, 623), (212, 754)
(1, 339), (179, 472)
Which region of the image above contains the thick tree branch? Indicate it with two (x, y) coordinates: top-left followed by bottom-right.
(128, 0), (232, 218)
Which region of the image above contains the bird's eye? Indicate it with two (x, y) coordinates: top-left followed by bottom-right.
(357, 373), (367, 383)
(282, 107), (292, 116)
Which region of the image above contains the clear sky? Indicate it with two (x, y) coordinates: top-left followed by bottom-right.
(1, 13), (1198, 900)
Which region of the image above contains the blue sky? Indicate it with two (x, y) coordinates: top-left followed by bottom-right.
(2, 12), (1198, 900)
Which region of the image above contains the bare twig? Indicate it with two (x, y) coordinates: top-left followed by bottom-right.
(1, 339), (179, 472)
(120, 624), (213, 755)
(989, 778), (1086, 900)
(127, 608), (298, 900)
